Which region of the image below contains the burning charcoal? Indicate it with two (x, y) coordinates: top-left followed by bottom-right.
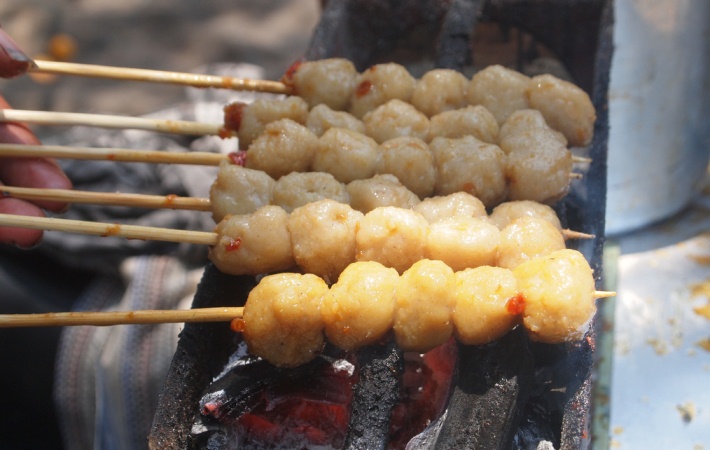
(194, 343), (356, 450)
(344, 337), (404, 450)
(433, 327), (533, 449)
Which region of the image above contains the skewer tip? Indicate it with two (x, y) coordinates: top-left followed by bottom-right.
(594, 290), (616, 299)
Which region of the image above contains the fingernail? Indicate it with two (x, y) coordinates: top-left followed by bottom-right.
(0, 27), (36, 78)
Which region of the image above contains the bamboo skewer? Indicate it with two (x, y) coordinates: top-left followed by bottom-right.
(0, 307), (244, 328)
(0, 293), (615, 328)
(0, 187), (595, 241)
(0, 187), (596, 242)
(0, 213), (218, 245)
(0, 109), (227, 137)
(1, 186), (211, 211)
(32, 60), (293, 95)
(0, 143), (227, 165)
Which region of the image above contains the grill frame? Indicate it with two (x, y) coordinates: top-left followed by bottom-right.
(149, 1), (613, 448)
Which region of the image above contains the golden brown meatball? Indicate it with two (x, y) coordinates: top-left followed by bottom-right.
(363, 99), (430, 144)
(513, 249), (597, 343)
(466, 65), (531, 125)
(272, 171), (348, 213)
(452, 266), (520, 345)
(393, 259), (456, 352)
(376, 136), (436, 198)
(356, 206), (429, 274)
(209, 205), (294, 276)
(413, 192), (488, 224)
(488, 200), (563, 231)
(312, 127), (380, 183)
(411, 69), (469, 117)
(237, 96), (309, 149)
(306, 104), (365, 137)
(349, 63), (416, 118)
(287, 199), (363, 283)
(245, 118), (319, 179)
(430, 135), (508, 208)
(496, 217), (566, 269)
(209, 161), (275, 222)
(346, 174), (420, 213)
(321, 261), (399, 351)
(424, 216), (500, 271)
(427, 105), (499, 144)
(525, 74), (596, 147)
(289, 58), (359, 110)
(243, 273), (329, 367)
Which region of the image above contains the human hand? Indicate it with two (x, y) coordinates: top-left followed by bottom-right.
(0, 27), (72, 247)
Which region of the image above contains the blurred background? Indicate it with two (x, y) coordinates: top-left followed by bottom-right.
(0, 0), (320, 117)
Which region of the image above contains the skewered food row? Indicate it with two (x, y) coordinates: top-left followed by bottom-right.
(237, 249), (598, 367)
(277, 59), (595, 148)
(224, 102), (575, 205)
(210, 111), (574, 221)
(208, 197), (571, 282)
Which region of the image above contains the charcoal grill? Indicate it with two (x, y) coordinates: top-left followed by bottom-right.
(149, 1), (612, 448)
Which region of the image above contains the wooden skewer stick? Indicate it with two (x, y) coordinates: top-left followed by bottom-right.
(594, 290), (616, 299)
(572, 156), (593, 164)
(0, 307), (244, 328)
(1, 186), (211, 211)
(0, 109), (228, 137)
(0, 143), (227, 166)
(562, 229), (595, 240)
(569, 172), (584, 180)
(32, 60), (292, 95)
(0, 213), (218, 246)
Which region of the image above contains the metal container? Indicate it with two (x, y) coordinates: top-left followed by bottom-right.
(606, 0), (710, 235)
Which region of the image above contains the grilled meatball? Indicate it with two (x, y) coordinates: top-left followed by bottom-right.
(525, 74), (596, 147)
(430, 135), (507, 208)
(312, 127), (380, 183)
(424, 216), (500, 272)
(496, 217), (566, 269)
(467, 64), (530, 125)
(347, 174), (420, 213)
(349, 63), (416, 118)
(426, 105), (499, 144)
(363, 99), (430, 144)
(243, 272), (329, 367)
(236, 96), (309, 149)
(498, 109), (567, 148)
(393, 259), (456, 352)
(505, 130), (573, 204)
(452, 266), (520, 345)
(413, 192), (487, 224)
(272, 171), (348, 213)
(287, 58), (359, 110)
(411, 68), (469, 117)
(488, 200), (563, 231)
(514, 249), (596, 343)
(376, 136), (436, 198)
(355, 206), (429, 274)
(287, 199), (363, 283)
(322, 261), (399, 351)
(209, 205), (294, 276)
(209, 161), (275, 222)
(306, 104), (365, 137)
(245, 118), (319, 179)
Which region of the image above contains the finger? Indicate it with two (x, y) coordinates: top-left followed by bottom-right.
(0, 27), (35, 78)
(0, 97), (73, 212)
(0, 158), (73, 212)
(0, 198), (45, 248)
(0, 96), (41, 144)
